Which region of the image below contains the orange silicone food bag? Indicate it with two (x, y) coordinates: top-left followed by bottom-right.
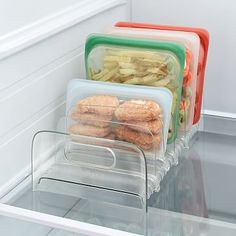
(115, 22), (209, 125)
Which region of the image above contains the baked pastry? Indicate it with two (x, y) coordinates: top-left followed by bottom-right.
(115, 126), (161, 150)
(77, 95), (119, 116)
(71, 111), (112, 128)
(127, 119), (163, 134)
(104, 132), (116, 140)
(115, 100), (161, 122)
(69, 124), (111, 138)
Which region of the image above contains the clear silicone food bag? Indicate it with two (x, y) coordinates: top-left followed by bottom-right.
(66, 79), (172, 161)
(84, 34), (185, 147)
(67, 79), (174, 184)
(106, 26), (200, 145)
(115, 22), (209, 126)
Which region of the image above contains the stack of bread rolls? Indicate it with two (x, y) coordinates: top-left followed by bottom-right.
(69, 95), (119, 138)
(69, 95), (162, 151)
(114, 100), (162, 150)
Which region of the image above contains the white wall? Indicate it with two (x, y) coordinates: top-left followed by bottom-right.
(131, 0), (236, 117)
(0, 0), (130, 196)
(0, 0), (79, 36)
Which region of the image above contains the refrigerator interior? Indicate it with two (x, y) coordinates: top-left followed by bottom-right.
(1, 0), (236, 235)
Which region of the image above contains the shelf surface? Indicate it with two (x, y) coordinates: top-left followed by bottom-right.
(1, 131), (236, 235)
(150, 131), (236, 224)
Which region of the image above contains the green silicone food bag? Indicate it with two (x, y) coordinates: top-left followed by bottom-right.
(85, 34), (185, 144)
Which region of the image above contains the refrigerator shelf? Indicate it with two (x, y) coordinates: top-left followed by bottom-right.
(1, 130), (236, 235)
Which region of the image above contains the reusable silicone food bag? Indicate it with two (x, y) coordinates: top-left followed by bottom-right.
(66, 79), (172, 158)
(85, 34), (185, 144)
(50, 79), (174, 199)
(107, 26), (200, 134)
(115, 22), (209, 125)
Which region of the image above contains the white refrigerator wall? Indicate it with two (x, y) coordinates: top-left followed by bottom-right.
(0, 0), (130, 196)
(0, 0), (79, 36)
(131, 0), (236, 117)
